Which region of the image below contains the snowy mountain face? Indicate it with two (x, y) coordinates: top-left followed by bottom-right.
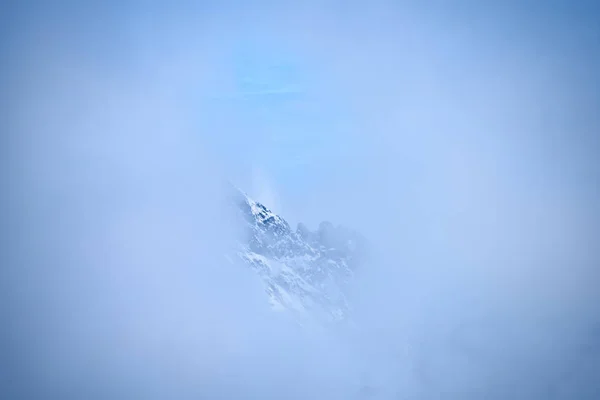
(228, 187), (367, 326)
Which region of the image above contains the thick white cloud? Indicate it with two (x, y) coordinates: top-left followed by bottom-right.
(2, 1), (599, 399)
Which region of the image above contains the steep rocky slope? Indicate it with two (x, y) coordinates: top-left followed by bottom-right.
(229, 187), (366, 326)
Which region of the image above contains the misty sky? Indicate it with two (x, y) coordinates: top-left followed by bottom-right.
(4, 1), (598, 227)
(2, 1), (600, 399)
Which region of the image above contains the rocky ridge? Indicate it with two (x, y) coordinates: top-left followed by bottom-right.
(229, 187), (367, 326)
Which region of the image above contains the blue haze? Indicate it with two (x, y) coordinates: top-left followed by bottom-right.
(2, 1), (600, 399)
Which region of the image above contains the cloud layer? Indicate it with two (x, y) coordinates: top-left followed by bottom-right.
(2, 1), (600, 399)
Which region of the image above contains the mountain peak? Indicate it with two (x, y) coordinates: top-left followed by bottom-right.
(230, 187), (365, 325)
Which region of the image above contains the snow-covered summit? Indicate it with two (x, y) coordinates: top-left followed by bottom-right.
(229, 186), (367, 326)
